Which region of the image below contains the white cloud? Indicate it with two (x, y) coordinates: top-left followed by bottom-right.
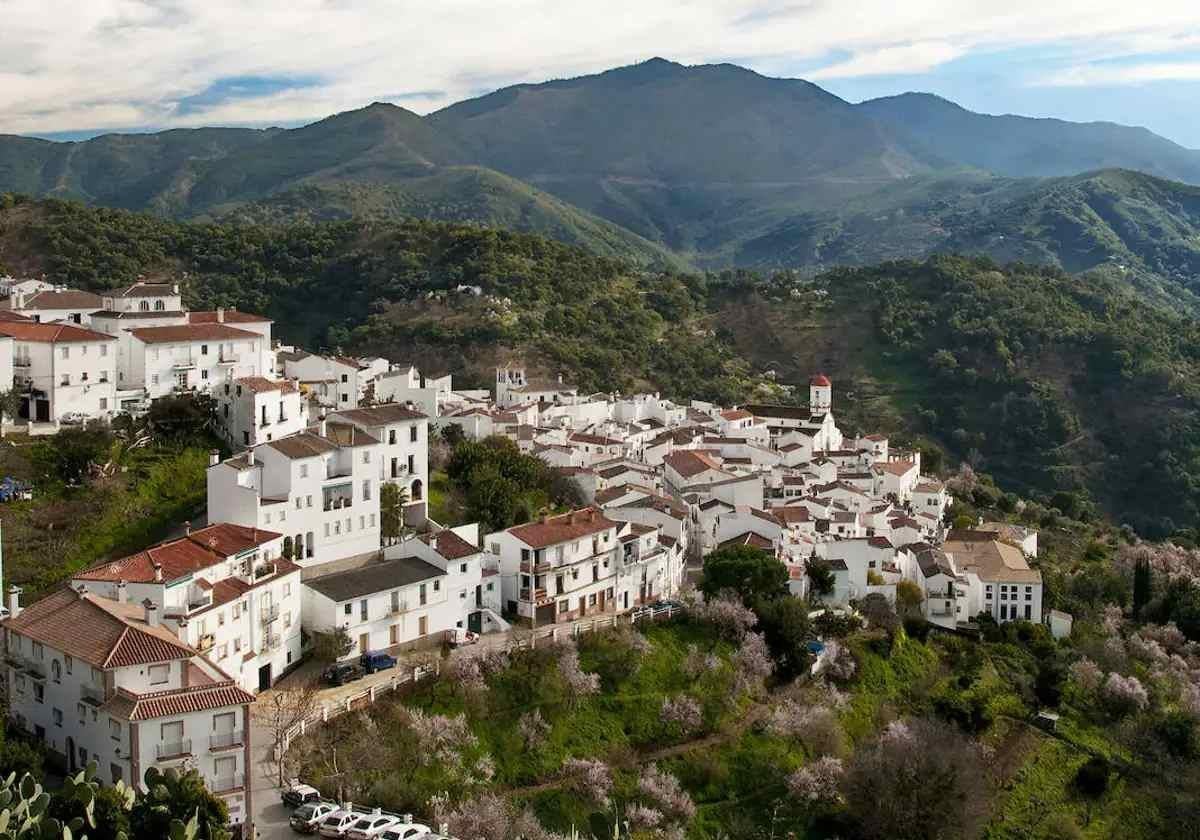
(1, 1), (1199, 133)
(807, 41), (966, 80)
(1037, 60), (1200, 86)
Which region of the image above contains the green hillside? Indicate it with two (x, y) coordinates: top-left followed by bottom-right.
(4, 196), (1200, 537)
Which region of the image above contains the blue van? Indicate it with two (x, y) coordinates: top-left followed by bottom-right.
(360, 651), (398, 674)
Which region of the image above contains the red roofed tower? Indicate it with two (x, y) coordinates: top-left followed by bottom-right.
(809, 373), (832, 414)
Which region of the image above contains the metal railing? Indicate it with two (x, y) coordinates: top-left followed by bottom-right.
(209, 730), (244, 750)
(210, 774), (243, 793)
(259, 604), (280, 624)
(79, 684), (105, 705)
(156, 739), (192, 759)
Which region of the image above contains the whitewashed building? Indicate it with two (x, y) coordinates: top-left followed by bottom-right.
(0, 321), (117, 422)
(215, 376), (308, 449)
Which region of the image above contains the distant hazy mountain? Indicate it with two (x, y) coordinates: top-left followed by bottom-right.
(857, 92), (1200, 184)
(3, 57), (1200, 280)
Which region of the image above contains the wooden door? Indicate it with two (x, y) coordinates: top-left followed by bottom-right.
(359, 633), (370, 654)
(389, 624), (399, 645)
(418, 615), (428, 636)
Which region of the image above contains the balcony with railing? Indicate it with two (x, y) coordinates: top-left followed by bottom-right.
(264, 633), (282, 651)
(79, 683), (106, 706)
(210, 774), (245, 794)
(209, 730), (244, 751)
(519, 587), (549, 603)
(389, 601), (409, 616)
(323, 483), (353, 510)
(253, 563), (277, 582)
(156, 739), (192, 760)
(259, 604), (280, 625)
(519, 560), (553, 574)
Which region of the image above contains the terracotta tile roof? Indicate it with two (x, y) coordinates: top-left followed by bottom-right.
(569, 432), (624, 447)
(90, 309), (183, 320)
(943, 538), (1041, 584)
(663, 450), (724, 479)
(330, 355), (368, 370)
(331, 404), (427, 425)
(0, 310), (31, 322)
(111, 282), (178, 298)
(4, 589), (196, 669)
(235, 376), (296, 394)
(75, 523), (283, 584)
(0, 321), (115, 343)
(114, 681), (254, 720)
(720, 409), (753, 421)
(719, 532), (774, 551)
(877, 459), (917, 477)
(263, 431), (341, 459)
(773, 507), (812, 524)
(19, 290), (103, 310)
(420, 530), (478, 560)
(188, 310), (271, 324)
(507, 507), (617, 549)
(321, 421), (381, 448)
(742, 404), (810, 421)
(130, 324), (260, 344)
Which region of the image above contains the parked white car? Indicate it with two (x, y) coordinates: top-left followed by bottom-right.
(379, 823), (432, 840)
(291, 801), (339, 834)
(318, 809), (368, 838)
(346, 811), (400, 840)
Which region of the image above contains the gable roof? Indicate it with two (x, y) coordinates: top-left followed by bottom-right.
(188, 310), (271, 324)
(111, 282), (178, 298)
(507, 507), (617, 549)
(419, 529), (478, 560)
(304, 555), (444, 602)
(331, 404), (428, 426)
(130, 324), (260, 344)
(17, 290), (103, 310)
(113, 681), (255, 720)
(262, 431), (341, 459)
(0, 321), (115, 343)
(5, 588), (197, 669)
(235, 376), (297, 394)
(663, 449), (724, 479)
(75, 523), (283, 584)
(943, 538), (1041, 583)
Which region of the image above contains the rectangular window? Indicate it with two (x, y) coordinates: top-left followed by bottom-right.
(77, 702), (87, 724)
(64, 655), (72, 674)
(60, 347), (69, 359)
(110, 719), (121, 740)
(362, 480), (371, 501)
(359, 599), (368, 621)
(410, 426), (418, 443)
(299, 464), (308, 478)
(52, 708), (63, 727)
(201, 344), (208, 355)
(295, 498), (302, 510)
(60, 373), (70, 386)
(362, 450), (370, 464)
(99, 398), (108, 410)
(419, 584), (427, 606)
(149, 664), (169, 685)
(34, 683), (44, 703)
(407, 454), (415, 474)
(369, 513), (376, 527)
(344, 603), (352, 616)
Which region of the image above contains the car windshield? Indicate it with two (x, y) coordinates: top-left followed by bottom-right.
(295, 805), (315, 818)
(323, 816), (342, 825)
(353, 819), (373, 828)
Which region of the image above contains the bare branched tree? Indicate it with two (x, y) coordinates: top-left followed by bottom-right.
(253, 679), (321, 786)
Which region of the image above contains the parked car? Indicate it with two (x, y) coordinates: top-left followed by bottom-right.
(446, 627), (478, 647)
(281, 780), (322, 808)
(346, 810), (400, 839)
(318, 809), (368, 838)
(291, 801), (339, 834)
(360, 650), (397, 674)
(322, 661), (365, 686)
(378, 822), (432, 840)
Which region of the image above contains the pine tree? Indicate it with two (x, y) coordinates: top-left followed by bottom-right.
(1133, 558), (1153, 619)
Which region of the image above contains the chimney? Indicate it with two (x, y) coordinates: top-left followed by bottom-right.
(7, 586), (21, 619)
(541, 513), (550, 525)
(172, 283), (179, 295)
(185, 520), (192, 536)
(174, 614), (189, 641)
(319, 414), (328, 437)
(246, 448), (255, 467)
(143, 600), (159, 628)
(558, 373), (563, 384)
(208, 449), (220, 467)
(116, 580), (128, 604)
(216, 307), (225, 323)
(153, 562), (163, 583)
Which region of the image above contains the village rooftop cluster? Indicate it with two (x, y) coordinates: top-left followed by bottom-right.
(0, 276), (1051, 834)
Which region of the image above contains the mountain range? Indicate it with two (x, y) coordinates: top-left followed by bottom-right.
(3, 57), (1200, 290)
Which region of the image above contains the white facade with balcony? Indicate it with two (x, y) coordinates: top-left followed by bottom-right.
(216, 377), (309, 449)
(0, 323), (118, 423)
(206, 424), (382, 570)
(122, 325), (267, 400)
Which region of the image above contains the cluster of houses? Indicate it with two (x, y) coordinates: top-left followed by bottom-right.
(0, 275), (1049, 834)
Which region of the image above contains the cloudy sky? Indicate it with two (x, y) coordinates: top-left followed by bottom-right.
(5, 0), (1200, 146)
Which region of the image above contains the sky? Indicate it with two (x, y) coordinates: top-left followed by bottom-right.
(4, 1), (1200, 147)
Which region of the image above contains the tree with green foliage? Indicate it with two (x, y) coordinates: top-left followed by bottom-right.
(0, 388), (23, 430)
(806, 557), (836, 600)
(130, 767), (229, 840)
(859, 593), (899, 633)
(29, 425), (113, 485)
(145, 393), (218, 447)
(310, 627), (354, 663)
(1132, 557), (1153, 619)
(380, 481), (408, 545)
(700, 545), (788, 604)
(752, 596), (813, 682)
(896, 580), (924, 616)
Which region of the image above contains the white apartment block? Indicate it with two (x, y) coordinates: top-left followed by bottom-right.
(71, 522), (303, 693)
(329, 404), (430, 518)
(301, 528), (502, 657)
(0, 321), (117, 422)
(122, 324), (267, 399)
(2, 587), (256, 826)
(489, 507), (680, 625)
(282, 353), (371, 409)
(206, 422), (382, 571)
(4, 288), (104, 325)
(216, 376), (309, 449)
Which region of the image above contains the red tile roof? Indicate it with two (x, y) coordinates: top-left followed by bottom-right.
(810, 374), (831, 387)
(507, 507), (617, 548)
(420, 529), (478, 560)
(75, 523), (282, 584)
(0, 321), (115, 343)
(720, 409), (753, 421)
(331, 404), (427, 425)
(131, 324), (260, 344)
(663, 450), (724, 479)
(19, 290), (104, 310)
(4, 589), (196, 669)
(188, 310), (271, 324)
(114, 681), (254, 720)
(235, 376), (296, 394)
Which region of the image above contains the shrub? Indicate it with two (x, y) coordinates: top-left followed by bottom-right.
(1101, 672), (1149, 716)
(787, 756), (844, 805)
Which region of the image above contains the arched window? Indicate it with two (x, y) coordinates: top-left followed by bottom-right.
(51, 660), (61, 682)
(139, 301), (150, 311)
(154, 300), (165, 311)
